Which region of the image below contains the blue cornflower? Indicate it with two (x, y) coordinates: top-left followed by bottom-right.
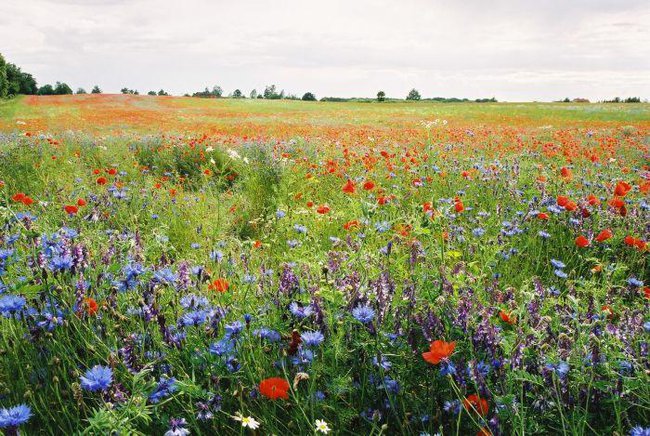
(0, 295), (26, 317)
(0, 404), (32, 429)
(439, 360), (457, 376)
(293, 224), (307, 234)
(49, 255), (73, 272)
(538, 230), (551, 239)
(644, 321), (650, 333)
(630, 427), (650, 436)
(209, 338), (236, 356)
(550, 259), (566, 269)
(209, 250), (223, 262)
(443, 399), (461, 414)
(289, 302), (313, 319)
(545, 361), (569, 379)
(149, 376), (178, 403)
(301, 331), (325, 347)
(352, 304), (375, 324)
(554, 269), (568, 279)
(374, 221), (391, 233)
(80, 365), (113, 392)
(179, 310), (209, 327)
(373, 355), (392, 371)
(472, 228), (485, 237)
(253, 328), (281, 343)
(224, 321), (244, 337)
(627, 277), (644, 287)
(153, 268), (178, 284)
(179, 294), (209, 309)
(276, 210), (286, 219)
(287, 239), (300, 248)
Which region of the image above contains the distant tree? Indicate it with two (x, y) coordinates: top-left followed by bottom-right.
(121, 87), (138, 95)
(406, 89), (421, 101)
(6, 63), (37, 95)
(232, 89), (243, 98)
(121, 87), (129, 94)
(302, 92), (317, 101)
(211, 86), (223, 97)
(76, 88), (87, 94)
(53, 82), (73, 95)
(37, 84), (54, 95)
(0, 53), (8, 98)
(257, 94), (263, 99)
(562, 97), (570, 102)
(147, 91), (157, 95)
(91, 85), (102, 94)
(377, 90), (386, 102)
(263, 84), (283, 99)
(249, 89), (257, 99)
(158, 89), (168, 96)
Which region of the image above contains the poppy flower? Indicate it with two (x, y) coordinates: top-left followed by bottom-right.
(560, 167), (572, 180)
(77, 198), (87, 207)
(575, 235), (590, 248)
(259, 377), (290, 400)
(343, 220), (360, 230)
(83, 298), (99, 316)
(107, 168), (118, 176)
(499, 310), (516, 325)
(93, 169), (101, 175)
(643, 287), (650, 300)
(537, 212), (549, 220)
(464, 394), (489, 416)
(342, 179), (356, 194)
(363, 180), (375, 190)
(12, 192), (26, 203)
(96, 177), (107, 185)
(316, 204), (330, 214)
(64, 205), (79, 215)
(556, 196), (570, 207)
(22, 196), (34, 206)
(422, 340), (456, 365)
(454, 198), (464, 213)
(614, 181), (631, 197)
(587, 194), (600, 206)
(624, 235), (636, 246)
(608, 197), (624, 208)
(595, 229), (612, 242)
(209, 278), (229, 293)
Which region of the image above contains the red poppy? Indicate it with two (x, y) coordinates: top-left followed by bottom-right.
(556, 196), (570, 207)
(587, 194), (600, 206)
(595, 229), (612, 242)
(83, 297), (99, 316)
(499, 310), (516, 325)
(560, 167), (572, 180)
(12, 192), (26, 203)
(316, 204), (330, 214)
(422, 340), (456, 365)
(454, 198), (464, 213)
(575, 235), (590, 248)
(343, 220), (360, 230)
(259, 377), (290, 400)
(93, 168), (101, 175)
(107, 168), (118, 176)
(209, 278), (229, 293)
(643, 287), (650, 300)
(537, 212), (549, 220)
(614, 181), (631, 197)
(22, 196), (34, 206)
(64, 205), (79, 215)
(96, 177), (107, 185)
(363, 180), (375, 190)
(342, 179), (356, 194)
(77, 198), (87, 207)
(464, 394), (489, 416)
(608, 197), (624, 208)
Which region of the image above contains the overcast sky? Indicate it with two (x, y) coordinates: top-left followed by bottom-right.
(1, 0), (648, 101)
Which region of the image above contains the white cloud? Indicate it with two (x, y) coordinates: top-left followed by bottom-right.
(1, 0), (648, 101)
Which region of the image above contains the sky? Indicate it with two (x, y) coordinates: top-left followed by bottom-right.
(1, 0), (649, 101)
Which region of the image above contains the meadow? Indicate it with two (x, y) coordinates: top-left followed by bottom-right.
(0, 95), (648, 435)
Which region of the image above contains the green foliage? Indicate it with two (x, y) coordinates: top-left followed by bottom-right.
(406, 88), (421, 101)
(0, 53), (8, 98)
(301, 92), (316, 101)
(91, 85), (102, 94)
(376, 90), (386, 102)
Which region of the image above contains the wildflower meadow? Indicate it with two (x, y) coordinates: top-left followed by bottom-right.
(0, 95), (648, 435)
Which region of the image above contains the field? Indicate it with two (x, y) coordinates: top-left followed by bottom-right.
(0, 95), (648, 435)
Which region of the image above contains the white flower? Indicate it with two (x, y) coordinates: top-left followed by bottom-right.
(233, 412), (260, 430)
(205, 146), (214, 152)
(315, 419), (331, 434)
(227, 148), (241, 160)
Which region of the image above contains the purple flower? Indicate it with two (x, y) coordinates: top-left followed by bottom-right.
(352, 304), (375, 324)
(0, 404), (32, 430)
(80, 365), (113, 392)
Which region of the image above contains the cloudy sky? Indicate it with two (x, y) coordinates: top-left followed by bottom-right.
(1, 0), (648, 101)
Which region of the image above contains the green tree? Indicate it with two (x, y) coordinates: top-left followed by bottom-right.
(0, 53), (8, 98)
(232, 89), (243, 98)
(249, 89), (257, 99)
(147, 91), (157, 95)
(76, 88), (87, 94)
(264, 84), (283, 99)
(37, 84), (54, 95)
(54, 81), (73, 95)
(301, 92), (316, 101)
(158, 89), (168, 96)
(376, 90), (386, 102)
(406, 88), (421, 101)
(211, 86), (223, 97)
(91, 85), (102, 94)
